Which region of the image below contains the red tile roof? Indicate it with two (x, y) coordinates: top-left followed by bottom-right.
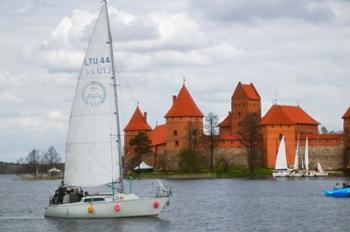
(236, 82), (260, 100)
(149, 124), (167, 146)
(165, 85), (204, 118)
(342, 107), (350, 119)
(218, 112), (232, 127)
(260, 105), (319, 125)
(124, 106), (152, 131)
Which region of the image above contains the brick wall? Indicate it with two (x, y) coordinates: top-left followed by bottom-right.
(307, 145), (344, 170)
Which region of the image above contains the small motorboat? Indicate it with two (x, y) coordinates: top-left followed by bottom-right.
(324, 188), (350, 198)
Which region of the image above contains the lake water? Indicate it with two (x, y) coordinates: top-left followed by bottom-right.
(0, 175), (349, 232)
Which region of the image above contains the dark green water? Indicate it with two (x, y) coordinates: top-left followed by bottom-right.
(0, 175), (349, 232)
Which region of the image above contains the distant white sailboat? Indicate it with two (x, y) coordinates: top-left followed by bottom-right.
(304, 137), (309, 171)
(293, 137), (300, 170)
(290, 137), (303, 177)
(302, 137), (315, 176)
(45, 1), (170, 218)
(272, 136), (291, 177)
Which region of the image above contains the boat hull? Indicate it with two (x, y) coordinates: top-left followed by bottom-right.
(324, 188), (350, 198)
(272, 170), (290, 177)
(44, 196), (169, 218)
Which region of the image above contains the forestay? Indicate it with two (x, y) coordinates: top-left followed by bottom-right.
(64, 3), (119, 187)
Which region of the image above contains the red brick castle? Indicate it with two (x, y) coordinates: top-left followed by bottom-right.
(124, 82), (350, 170)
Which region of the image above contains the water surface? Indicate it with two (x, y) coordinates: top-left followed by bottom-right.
(0, 175), (349, 232)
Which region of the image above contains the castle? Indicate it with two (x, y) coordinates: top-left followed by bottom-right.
(124, 82), (350, 171)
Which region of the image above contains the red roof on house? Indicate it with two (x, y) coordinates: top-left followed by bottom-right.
(149, 124), (167, 146)
(342, 107), (350, 119)
(235, 82), (260, 100)
(218, 112), (232, 127)
(165, 85), (204, 118)
(124, 106), (152, 131)
(260, 105), (319, 125)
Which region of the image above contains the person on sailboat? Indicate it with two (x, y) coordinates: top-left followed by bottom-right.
(57, 181), (67, 204)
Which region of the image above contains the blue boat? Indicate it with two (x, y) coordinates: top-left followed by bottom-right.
(324, 188), (350, 197)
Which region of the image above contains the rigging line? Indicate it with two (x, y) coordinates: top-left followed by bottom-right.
(67, 141), (112, 145)
(70, 112), (113, 118)
(113, 41), (138, 105)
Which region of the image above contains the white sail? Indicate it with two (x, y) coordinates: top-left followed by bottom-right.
(275, 136), (288, 170)
(304, 137), (309, 171)
(64, 3), (119, 187)
(317, 162), (323, 173)
(293, 138), (300, 170)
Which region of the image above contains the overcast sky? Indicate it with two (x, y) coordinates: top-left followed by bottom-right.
(1, 0), (349, 162)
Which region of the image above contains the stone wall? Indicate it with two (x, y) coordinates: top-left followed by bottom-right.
(308, 145), (344, 171)
(214, 148), (248, 167)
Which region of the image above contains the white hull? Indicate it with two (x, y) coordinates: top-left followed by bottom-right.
(288, 170), (328, 177)
(272, 170), (291, 177)
(45, 194), (169, 218)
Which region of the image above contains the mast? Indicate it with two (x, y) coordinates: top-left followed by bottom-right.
(104, 0), (124, 192)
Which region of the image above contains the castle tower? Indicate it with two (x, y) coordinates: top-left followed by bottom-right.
(342, 107), (350, 169)
(123, 106), (152, 157)
(343, 107), (350, 146)
(231, 82), (261, 135)
(164, 84), (204, 153)
(260, 104), (319, 168)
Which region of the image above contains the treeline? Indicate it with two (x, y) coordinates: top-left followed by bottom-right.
(15, 146), (64, 175)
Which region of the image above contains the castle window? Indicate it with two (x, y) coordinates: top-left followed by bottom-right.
(175, 140), (179, 146)
(238, 112), (241, 117)
(173, 130), (177, 136)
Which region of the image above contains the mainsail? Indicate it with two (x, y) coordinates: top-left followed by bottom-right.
(304, 137), (309, 171)
(64, 3), (120, 187)
(275, 136), (288, 170)
(293, 137), (300, 170)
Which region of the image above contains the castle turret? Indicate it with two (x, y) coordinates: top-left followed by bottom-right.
(231, 82), (261, 135)
(343, 107), (350, 146)
(164, 84), (204, 152)
(124, 106), (152, 157)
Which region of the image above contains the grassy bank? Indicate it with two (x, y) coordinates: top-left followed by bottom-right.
(128, 167), (273, 180)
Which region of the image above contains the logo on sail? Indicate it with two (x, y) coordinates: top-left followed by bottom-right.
(82, 81), (106, 107)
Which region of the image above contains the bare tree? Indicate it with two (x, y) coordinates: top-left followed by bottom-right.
(25, 149), (40, 176)
(42, 146), (62, 165)
(205, 113), (219, 171)
(320, 126), (328, 134)
(179, 121), (206, 172)
(129, 132), (151, 170)
(239, 113), (261, 174)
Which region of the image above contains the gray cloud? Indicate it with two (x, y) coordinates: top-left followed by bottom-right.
(0, 0), (349, 162)
(190, 0), (335, 23)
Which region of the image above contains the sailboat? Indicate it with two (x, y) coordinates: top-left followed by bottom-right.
(315, 162), (328, 176)
(272, 136), (291, 177)
(45, 1), (170, 218)
(300, 137), (327, 177)
(289, 136), (303, 177)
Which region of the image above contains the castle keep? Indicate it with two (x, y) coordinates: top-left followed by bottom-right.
(124, 82), (349, 171)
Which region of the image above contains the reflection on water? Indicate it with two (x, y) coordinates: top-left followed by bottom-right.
(0, 175), (350, 232)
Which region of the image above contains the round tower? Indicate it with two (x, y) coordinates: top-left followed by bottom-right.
(123, 106), (152, 157)
(164, 84), (204, 153)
